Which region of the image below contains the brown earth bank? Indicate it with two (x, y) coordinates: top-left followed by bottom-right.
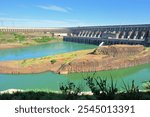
(0, 45), (150, 74)
(58, 45), (150, 74)
(0, 43), (25, 50)
(0, 40), (62, 50)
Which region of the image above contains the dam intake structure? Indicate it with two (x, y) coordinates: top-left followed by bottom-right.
(64, 24), (150, 46)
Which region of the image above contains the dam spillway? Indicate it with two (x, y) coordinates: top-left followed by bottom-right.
(64, 24), (150, 46)
(64, 36), (145, 46)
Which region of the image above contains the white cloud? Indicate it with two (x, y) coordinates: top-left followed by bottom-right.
(37, 5), (71, 13)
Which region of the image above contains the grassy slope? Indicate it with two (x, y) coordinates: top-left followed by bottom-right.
(0, 49), (94, 74)
(0, 32), (62, 47)
(20, 49), (94, 67)
(145, 47), (150, 51)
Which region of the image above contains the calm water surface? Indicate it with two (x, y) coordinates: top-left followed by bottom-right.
(0, 42), (96, 61)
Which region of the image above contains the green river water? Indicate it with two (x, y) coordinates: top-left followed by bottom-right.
(0, 42), (149, 91)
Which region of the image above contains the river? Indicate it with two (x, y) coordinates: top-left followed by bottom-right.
(0, 42), (149, 91)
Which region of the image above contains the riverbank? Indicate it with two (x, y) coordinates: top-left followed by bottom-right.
(0, 43), (24, 50)
(0, 32), (62, 50)
(0, 49), (92, 74)
(0, 39), (63, 50)
(0, 45), (150, 74)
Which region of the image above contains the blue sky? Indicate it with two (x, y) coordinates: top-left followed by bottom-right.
(0, 0), (150, 27)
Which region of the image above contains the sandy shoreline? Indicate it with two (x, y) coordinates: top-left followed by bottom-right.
(0, 43), (25, 50)
(0, 39), (62, 50)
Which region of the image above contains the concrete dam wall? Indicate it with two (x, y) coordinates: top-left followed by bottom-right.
(64, 24), (150, 46)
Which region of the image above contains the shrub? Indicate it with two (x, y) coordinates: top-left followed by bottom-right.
(13, 33), (25, 42)
(121, 80), (142, 99)
(143, 81), (150, 90)
(122, 80), (139, 93)
(59, 82), (81, 99)
(22, 59), (27, 64)
(84, 75), (118, 100)
(0, 31), (4, 36)
(50, 59), (57, 64)
(33, 36), (56, 43)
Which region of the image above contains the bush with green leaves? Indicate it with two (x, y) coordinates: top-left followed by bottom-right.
(84, 74), (118, 100)
(33, 36), (55, 43)
(50, 59), (57, 64)
(142, 81), (150, 90)
(13, 33), (25, 42)
(121, 80), (142, 99)
(59, 82), (81, 99)
(0, 31), (4, 36)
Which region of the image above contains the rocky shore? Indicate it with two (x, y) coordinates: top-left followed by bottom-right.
(58, 45), (150, 74)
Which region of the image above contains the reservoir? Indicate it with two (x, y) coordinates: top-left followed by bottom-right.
(0, 42), (96, 61)
(0, 42), (149, 91)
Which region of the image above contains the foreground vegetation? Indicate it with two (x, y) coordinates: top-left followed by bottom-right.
(0, 76), (149, 100)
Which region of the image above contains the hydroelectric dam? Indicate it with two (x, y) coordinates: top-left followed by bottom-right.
(0, 24), (150, 46)
(64, 24), (150, 46)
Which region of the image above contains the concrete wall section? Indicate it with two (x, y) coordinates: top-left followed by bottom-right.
(64, 36), (145, 46)
(66, 24), (150, 46)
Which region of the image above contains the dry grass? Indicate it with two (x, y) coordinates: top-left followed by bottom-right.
(20, 49), (94, 66)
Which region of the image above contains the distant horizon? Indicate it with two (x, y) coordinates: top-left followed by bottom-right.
(0, 23), (150, 28)
(0, 0), (150, 27)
